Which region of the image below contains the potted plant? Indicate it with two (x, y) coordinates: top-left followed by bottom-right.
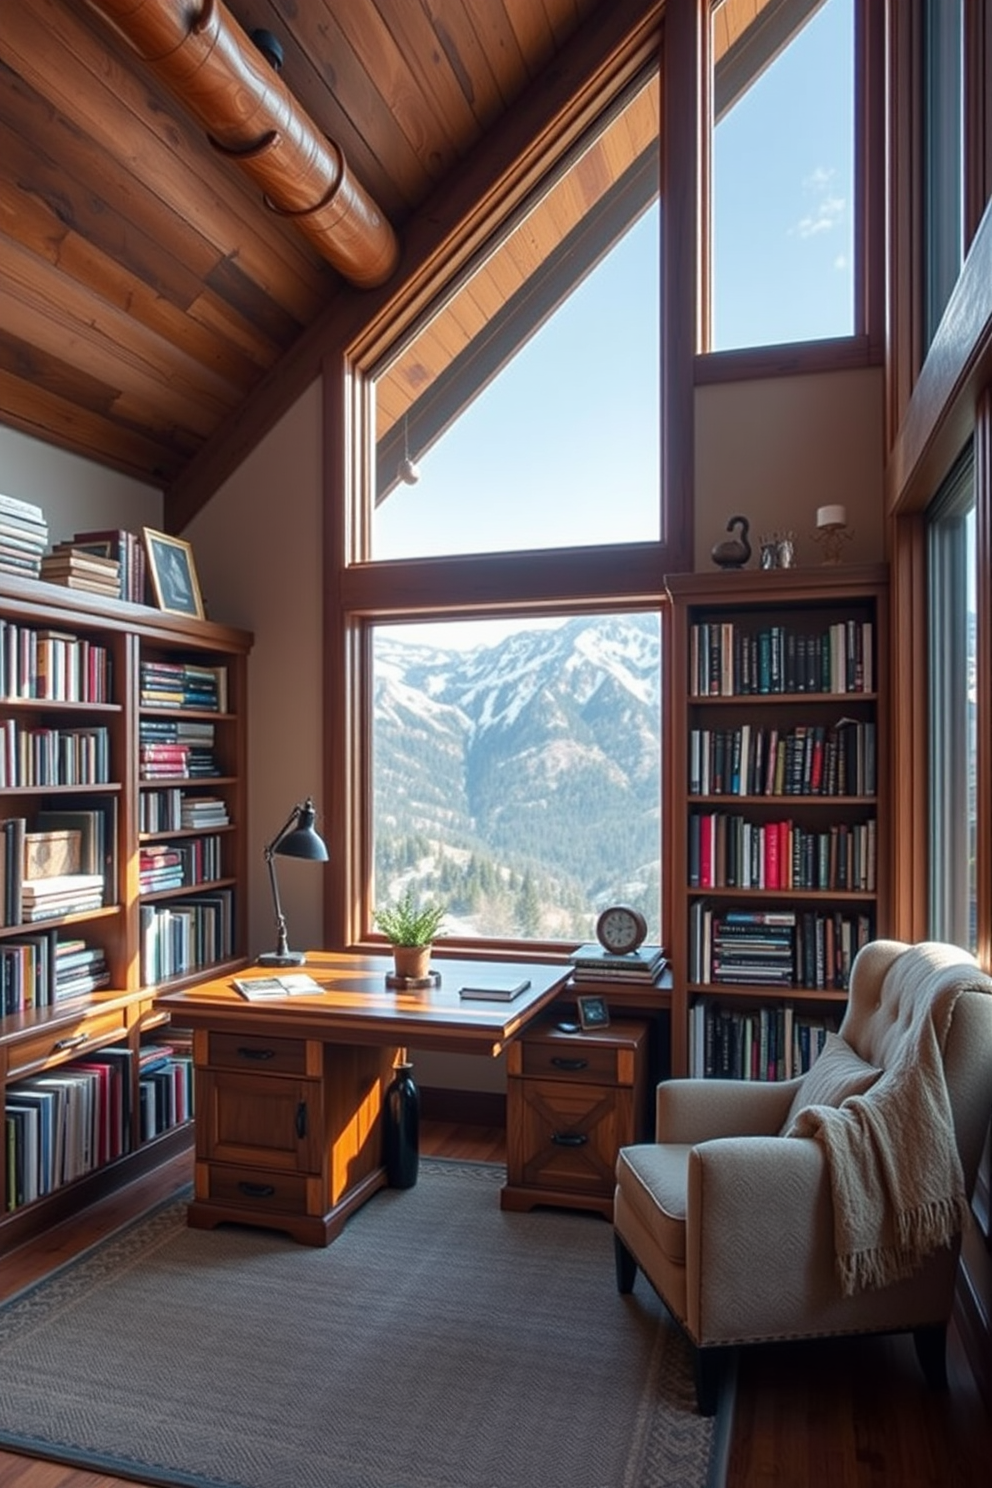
(373, 888), (447, 981)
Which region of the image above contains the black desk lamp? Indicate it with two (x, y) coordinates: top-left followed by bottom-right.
(258, 797), (328, 966)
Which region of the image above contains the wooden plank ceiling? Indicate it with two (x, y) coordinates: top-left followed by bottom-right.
(0, 0), (800, 509)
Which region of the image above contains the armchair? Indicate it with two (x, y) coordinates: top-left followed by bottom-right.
(613, 940), (992, 1413)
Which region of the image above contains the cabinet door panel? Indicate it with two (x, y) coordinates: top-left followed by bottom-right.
(197, 1070), (322, 1172)
(507, 1079), (630, 1196)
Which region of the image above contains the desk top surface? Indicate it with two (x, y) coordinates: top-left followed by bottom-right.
(154, 952), (573, 1057)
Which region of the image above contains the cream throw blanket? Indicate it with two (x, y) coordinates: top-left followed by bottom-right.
(790, 978), (972, 1297)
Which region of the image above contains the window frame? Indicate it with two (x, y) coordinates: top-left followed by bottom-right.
(695, 0), (884, 384)
(323, 16), (681, 956)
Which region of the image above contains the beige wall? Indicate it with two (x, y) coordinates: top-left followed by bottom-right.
(185, 382), (326, 963)
(695, 367), (886, 569)
(0, 425), (162, 539)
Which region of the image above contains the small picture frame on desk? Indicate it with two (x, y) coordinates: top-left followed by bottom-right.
(577, 995), (610, 1031)
(143, 528), (205, 619)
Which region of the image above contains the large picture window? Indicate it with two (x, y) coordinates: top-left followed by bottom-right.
(334, 55), (670, 953)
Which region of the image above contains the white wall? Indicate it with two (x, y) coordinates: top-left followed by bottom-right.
(0, 425), (162, 538)
(695, 367), (885, 568)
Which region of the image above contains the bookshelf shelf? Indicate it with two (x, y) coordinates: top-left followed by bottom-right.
(666, 566), (889, 1081)
(0, 573), (252, 1253)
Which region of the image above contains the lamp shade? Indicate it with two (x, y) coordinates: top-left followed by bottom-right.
(273, 799), (329, 861)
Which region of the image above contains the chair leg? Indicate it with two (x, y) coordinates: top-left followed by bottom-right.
(913, 1323), (949, 1391)
(614, 1232), (638, 1293)
(693, 1345), (723, 1416)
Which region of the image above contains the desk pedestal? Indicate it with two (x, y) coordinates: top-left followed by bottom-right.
(189, 1026), (399, 1246)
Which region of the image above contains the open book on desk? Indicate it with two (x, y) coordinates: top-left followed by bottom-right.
(232, 973), (323, 1000)
(458, 977), (531, 1002)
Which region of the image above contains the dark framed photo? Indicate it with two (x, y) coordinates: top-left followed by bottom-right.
(577, 995), (610, 1031)
(143, 528), (204, 619)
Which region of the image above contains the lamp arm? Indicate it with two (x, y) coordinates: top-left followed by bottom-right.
(264, 802), (306, 857)
(264, 845), (291, 959)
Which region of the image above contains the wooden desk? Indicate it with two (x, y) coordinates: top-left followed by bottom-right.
(156, 953), (570, 1245)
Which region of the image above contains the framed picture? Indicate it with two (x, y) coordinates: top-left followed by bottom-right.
(143, 528), (204, 619)
(577, 995), (610, 1032)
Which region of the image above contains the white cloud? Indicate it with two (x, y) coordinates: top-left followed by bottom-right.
(790, 165), (847, 239)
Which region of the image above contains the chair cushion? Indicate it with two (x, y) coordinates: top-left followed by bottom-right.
(615, 1143), (691, 1266)
(781, 1030), (882, 1135)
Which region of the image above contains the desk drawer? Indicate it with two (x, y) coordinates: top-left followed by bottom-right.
(6, 1009), (129, 1080)
(201, 1163), (311, 1215)
(207, 1031), (309, 1075)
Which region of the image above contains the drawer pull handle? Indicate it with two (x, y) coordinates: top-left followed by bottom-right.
(53, 1034), (88, 1051)
(551, 1132), (588, 1147)
(238, 1182), (276, 1199)
(551, 1057), (588, 1071)
(295, 1101), (308, 1138)
(237, 1046), (276, 1061)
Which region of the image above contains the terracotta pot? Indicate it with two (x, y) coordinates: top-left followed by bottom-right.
(392, 944), (432, 981)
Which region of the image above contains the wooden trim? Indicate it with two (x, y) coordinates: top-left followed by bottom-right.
(886, 513), (929, 940)
(975, 390), (992, 968)
(964, 0), (992, 251)
(860, 0), (887, 362)
(695, 335), (877, 385)
(662, 0), (698, 569)
(885, 198), (992, 514)
(885, 0), (922, 451)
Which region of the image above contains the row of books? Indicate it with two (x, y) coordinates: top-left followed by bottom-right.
(688, 812), (877, 892)
(690, 619), (874, 697)
(0, 493), (47, 581)
(139, 717), (219, 780)
(139, 659), (228, 713)
(1, 937), (110, 1014)
(688, 904), (874, 989)
(569, 941), (666, 983)
(0, 620), (112, 703)
(139, 836), (223, 894)
(688, 998), (840, 1081)
(3, 1040), (193, 1212)
(137, 1040), (194, 1142)
(4, 1048), (133, 1210)
(0, 720), (111, 788)
(138, 789), (230, 833)
(139, 889), (235, 983)
(689, 720), (876, 798)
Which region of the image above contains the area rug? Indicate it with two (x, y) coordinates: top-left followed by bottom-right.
(0, 1160), (728, 1488)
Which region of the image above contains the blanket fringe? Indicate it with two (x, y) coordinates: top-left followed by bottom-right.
(839, 1196), (970, 1297)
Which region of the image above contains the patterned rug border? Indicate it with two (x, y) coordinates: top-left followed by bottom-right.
(0, 1158), (731, 1488)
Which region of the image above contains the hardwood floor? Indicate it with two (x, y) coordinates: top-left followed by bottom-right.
(1, 1122), (989, 1487)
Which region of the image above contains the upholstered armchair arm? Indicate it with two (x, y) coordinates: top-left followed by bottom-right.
(685, 1134), (834, 1342)
(655, 1077), (799, 1143)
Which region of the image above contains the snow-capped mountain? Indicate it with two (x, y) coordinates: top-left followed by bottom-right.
(373, 614), (661, 939)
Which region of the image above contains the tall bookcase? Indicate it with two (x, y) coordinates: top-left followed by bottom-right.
(665, 565), (889, 1080)
(0, 573), (252, 1253)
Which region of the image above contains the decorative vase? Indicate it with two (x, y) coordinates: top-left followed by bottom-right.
(384, 1061), (419, 1188)
(391, 944), (432, 982)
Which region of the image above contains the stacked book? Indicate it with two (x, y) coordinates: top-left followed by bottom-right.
(139, 844), (185, 894)
(689, 905), (798, 986)
(0, 493), (48, 579)
(69, 529), (146, 603)
(40, 543), (121, 597)
(53, 939), (110, 1000)
(569, 942), (667, 984)
(139, 718), (218, 780)
(180, 795), (229, 829)
(139, 659), (228, 711)
(19, 872), (105, 923)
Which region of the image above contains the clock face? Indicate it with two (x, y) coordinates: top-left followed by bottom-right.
(595, 905), (648, 956)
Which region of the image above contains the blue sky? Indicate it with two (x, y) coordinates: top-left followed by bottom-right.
(374, 0), (853, 596)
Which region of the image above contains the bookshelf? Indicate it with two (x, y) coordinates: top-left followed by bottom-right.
(665, 565), (889, 1080)
(0, 572), (252, 1252)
